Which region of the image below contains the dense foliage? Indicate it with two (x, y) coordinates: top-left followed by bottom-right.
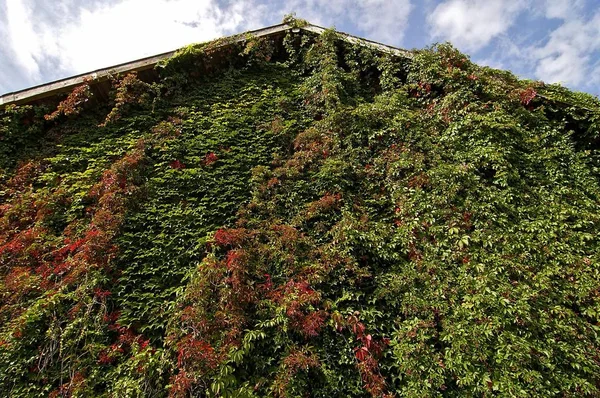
(1, 18), (600, 397)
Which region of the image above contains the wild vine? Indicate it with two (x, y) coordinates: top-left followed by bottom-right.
(1, 16), (600, 397)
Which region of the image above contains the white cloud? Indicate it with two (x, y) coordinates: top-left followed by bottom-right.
(0, 0), (267, 92)
(434, 0), (600, 91)
(354, 0), (413, 44)
(535, 48), (588, 85)
(428, 0), (527, 51)
(5, 0), (44, 79)
(533, 11), (600, 86)
(1, 0), (413, 93)
(3, 0), (599, 95)
(56, 0), (260, 73)
(541, 0), (584, 20)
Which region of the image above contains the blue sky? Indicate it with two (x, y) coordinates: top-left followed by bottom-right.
(1, 0), (600, 96)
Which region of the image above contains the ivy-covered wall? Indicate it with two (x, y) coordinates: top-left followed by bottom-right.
(1, 19), (600, 397)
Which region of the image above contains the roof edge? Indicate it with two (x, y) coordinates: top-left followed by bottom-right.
(0, 22), (409, 107)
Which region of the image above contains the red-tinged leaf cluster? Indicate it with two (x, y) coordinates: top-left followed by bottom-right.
(273, 348), (320, 397)
(98, 350), (115, 365)
(270, 280), (328, 338)
(3, 266), (35, 296)
(411, 81), (432, 98)
(270, 224), (303, 249)
(0, 120), (175, 393)
(169, 159), (186, 169)
(224, 249), (256, 304)
(2, 160), (45, 190)
(97, 322), (151, 366)
(286, 128), (334, 170)
(171, 217), (338, 392)
(203, 152), (219, 166)
(102, 311), (121, 324)
(294, 310), (328, 338)
(176, 336), (220, 370)
(0, 164), (54, 314)
(266, 176), (280, 188)
(282, 348), (320, 371)
(305, 192), (342, 220)
(213, 228), (248, 248)
(93, 288), (111, 300)
(44, 78), (93, 121)
(34, 146), (145, 289)
(520, 86), (537, 105)
(168, 338), (222, 397)
(101, 72), (153, 126)
(407, 172), (429, 189)
(358, 357), (391, 398)
(169, 370), (195, 398)
(48, 372), (86, 398)
(345, 314), (391, 397)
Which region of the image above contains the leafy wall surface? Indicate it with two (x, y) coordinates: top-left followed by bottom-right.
(1, 20), (600, 397)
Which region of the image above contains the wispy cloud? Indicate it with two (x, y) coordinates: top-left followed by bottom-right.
(532, 10), (600, 86)
(426, 0), (600, 92)
(427, 0), (526, 52)
(0, 0), (416, 93)
(4, 0), (45, 80)
(1, 0), (600, 96)
(541, 0), (585, 20)
(349, 0), (413, 45)
(0, 0), (268, 93)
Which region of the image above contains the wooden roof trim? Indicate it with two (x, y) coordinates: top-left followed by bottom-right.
(0, 22), (409, 106)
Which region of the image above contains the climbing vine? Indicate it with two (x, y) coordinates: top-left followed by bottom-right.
(1, 16), (600, 397)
